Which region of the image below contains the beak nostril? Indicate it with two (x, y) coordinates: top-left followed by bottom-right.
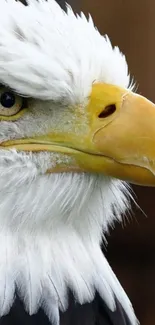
(98, 104), (116, 118)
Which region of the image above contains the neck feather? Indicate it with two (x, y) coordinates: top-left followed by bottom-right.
(0, 150), (137, 325)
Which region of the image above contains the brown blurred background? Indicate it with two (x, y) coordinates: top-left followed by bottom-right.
(70, 1), (155, 324)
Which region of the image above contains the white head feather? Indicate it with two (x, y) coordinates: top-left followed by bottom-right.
(0, 1), (138, 325)
(0, 0), (131, 103)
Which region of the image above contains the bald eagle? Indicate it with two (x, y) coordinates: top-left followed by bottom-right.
(0, 1), (154, 324)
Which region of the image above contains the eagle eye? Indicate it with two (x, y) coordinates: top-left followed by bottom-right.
(0, 87), (24, 117)
(1, 92), (16, 109)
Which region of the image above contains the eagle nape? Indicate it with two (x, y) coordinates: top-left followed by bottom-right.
(0, 1), (154, 325)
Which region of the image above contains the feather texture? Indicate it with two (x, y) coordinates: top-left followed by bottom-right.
(0, 150), (138, 324)
(0, 233), (15, 316)
(0, 0), (131, 104)
(0, 293), (132, 325)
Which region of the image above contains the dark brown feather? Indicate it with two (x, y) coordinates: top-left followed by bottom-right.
(0, 293), (132, 325)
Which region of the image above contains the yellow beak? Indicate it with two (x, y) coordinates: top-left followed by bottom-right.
(2, 83), (155, 186)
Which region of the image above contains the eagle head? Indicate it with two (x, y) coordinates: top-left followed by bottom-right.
(0, 1), (154, 324)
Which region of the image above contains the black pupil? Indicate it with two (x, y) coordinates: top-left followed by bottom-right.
(0, 92), (15, 108)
